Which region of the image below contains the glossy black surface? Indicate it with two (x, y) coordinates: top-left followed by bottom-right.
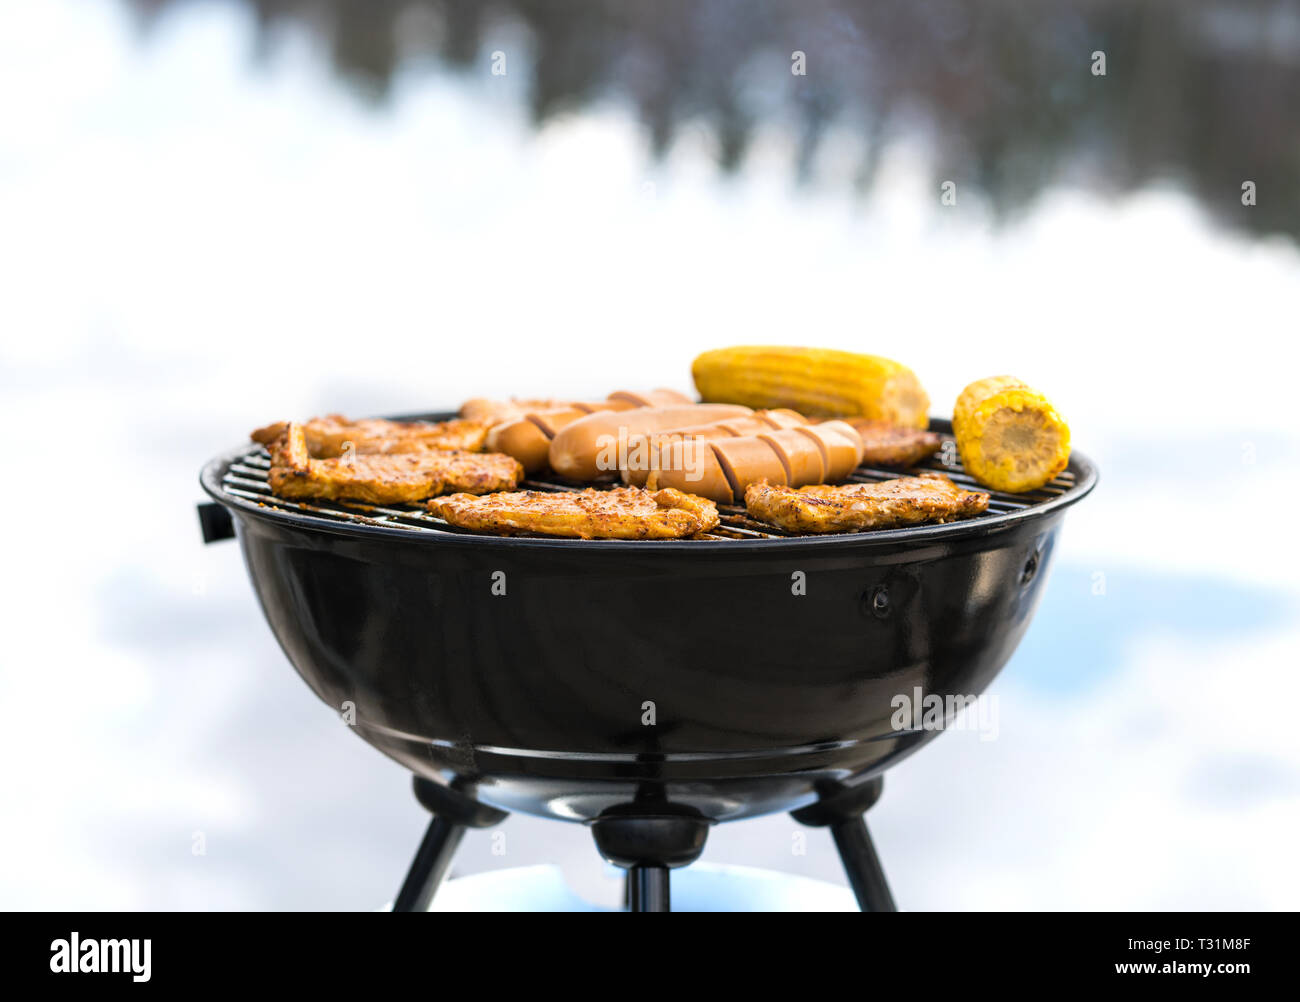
(201, 423), (1095, 823)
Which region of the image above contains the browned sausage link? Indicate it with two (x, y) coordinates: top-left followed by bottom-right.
(709, 436), (789, 502)
(482, 395), (685, 472)
(759, 428), (826, 487)
(606, 388), (694, 408)
(793, 421), (865, 481)
(549, 404), (752, 482)
(643, 434), (734, 503)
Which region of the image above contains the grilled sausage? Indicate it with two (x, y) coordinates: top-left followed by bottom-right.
(486, 419), (550, 474)
(759, 427), (826, 487)
(711, 436), (790, 500)
(460, 397), (615, 423)
(620, 410), (810, 486)
(794, 421), (865, 481)
(461, 390), (675, 427)
(484, 392), (695, 474)
(675, 409), (808, 438)
(549, 404), (752, 481)
(643, 435), (735, 502)
(606, 388), (695, 408)
(642, 425), (838, 504)
(486, 408), (597, 474)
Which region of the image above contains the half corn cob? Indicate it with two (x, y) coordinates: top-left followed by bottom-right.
(952, 375), (1071, 493)
(692, 346), (930, 428)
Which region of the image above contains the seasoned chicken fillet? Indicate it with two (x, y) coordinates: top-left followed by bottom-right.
(745, 474), (989, 534)
(267, 423), (521, 504)
(430, 486), (720, 539)
(836, 419), (944, 468)
(252, 414), (488, 456)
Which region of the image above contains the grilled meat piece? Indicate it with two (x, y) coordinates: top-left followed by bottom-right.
(267, 423), (521, 504)
(430, 486), (720, 539)
(252, 414), (488, 457)
(745, 473), (989, 534)
(834, 418), (944, 468)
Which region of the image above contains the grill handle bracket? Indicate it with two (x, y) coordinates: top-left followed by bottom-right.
(197, 502), (235, 544)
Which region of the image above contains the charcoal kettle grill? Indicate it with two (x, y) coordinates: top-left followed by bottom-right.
(198, 413), (1096, 911)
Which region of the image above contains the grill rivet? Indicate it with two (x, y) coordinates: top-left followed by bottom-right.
(1021, 551), (1040, 585)
(870, 586), (890, 618)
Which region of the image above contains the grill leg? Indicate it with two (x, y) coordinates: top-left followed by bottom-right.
(592, 812), (710, 914)
(393, 777), (508, 912)
(791, 776), (897, 912)
(829, 816), (896, 912)
(627, 865), (671, 912)
(394, 816), (465, 912)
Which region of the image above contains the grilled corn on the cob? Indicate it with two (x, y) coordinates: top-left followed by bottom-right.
(692, 346), (930, 428)
(952, 376), (1070, 493)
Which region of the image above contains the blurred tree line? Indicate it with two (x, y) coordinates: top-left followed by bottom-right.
(127, 0), (1300, 241)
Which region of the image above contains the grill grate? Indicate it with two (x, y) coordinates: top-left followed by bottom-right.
(218, 435), (1076, 541)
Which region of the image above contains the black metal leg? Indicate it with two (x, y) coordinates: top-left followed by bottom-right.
(628, 865), (670, 912)
(592, 811), (710, 914)
(393, 777), (508, 912)
(830, 816), (896, 912)
(791, 776), (897, 912)
(393, 816), (466, 912)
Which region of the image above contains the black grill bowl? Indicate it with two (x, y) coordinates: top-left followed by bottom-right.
(201, 419), (1095, 823)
